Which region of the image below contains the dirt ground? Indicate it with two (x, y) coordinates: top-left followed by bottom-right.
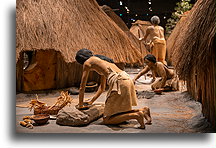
(16, 68), (214, 133)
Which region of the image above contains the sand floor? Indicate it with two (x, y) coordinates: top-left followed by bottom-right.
(16, 69), (213, 133)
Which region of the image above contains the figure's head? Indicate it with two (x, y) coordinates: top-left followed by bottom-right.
(75, 48), (93, 65)
(151, 16), (160, 25)
(144, 54), (156, 67)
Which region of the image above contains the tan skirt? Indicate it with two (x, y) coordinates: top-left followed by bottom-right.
(104, 71), (137, 117)
(151, 38), (167, 65)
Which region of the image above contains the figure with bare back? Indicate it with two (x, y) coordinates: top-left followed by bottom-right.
(75, 49), (151, 129)
(140, 16), (167, 65)
(133, 54), (179, 92)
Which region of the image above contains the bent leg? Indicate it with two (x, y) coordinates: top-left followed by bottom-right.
(140, 107), (152, 124)
(103, 111), (145, 129)
(131, 107), (152, 124)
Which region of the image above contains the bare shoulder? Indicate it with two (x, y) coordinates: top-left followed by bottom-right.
(84, 56), (108, 68)
(83, 57), (96, 68)
(86, 56), (101, 63)
(158, 26), (164, 31)
(156, 62), (165, 68)
(147, 26), (154, 30)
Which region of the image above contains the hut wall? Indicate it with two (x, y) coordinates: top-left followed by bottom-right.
(16, 53), (24, 93)
(56, 53), (102, 89)
(17, 49), (127, 92)
(22, 50), (57, 92)
(168, 0), (215, 129)
(186, 47), (215, 129)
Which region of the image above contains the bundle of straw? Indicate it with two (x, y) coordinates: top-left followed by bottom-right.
(29, 91), (73, 115)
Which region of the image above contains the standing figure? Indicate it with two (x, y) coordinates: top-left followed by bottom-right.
(133, 54), (179, 91)
(75, 49), (151, 129)
(140, 16), (167, 65)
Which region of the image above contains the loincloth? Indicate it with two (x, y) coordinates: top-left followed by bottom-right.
(151, 38), (167, 65)
(104, 71), (137, 117)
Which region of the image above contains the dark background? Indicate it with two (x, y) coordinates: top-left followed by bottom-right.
(96, 0), (196, 28)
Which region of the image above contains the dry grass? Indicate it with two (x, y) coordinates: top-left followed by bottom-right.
(166, 11), (190, 64)
(101, 5), (148, 59)
(169, 0), (215, 78)
(16, 0), (142, 64)
(167, 0), (215, 129)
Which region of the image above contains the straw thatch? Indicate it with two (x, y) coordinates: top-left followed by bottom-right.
(130, 20), (152, 56)
(170, 0), (215, 77)
(130, 20), (151, 41)
(16, 0), (142, 64)
(16, 0), (144, 92)
(166, 11), (190, 65)
(169, 0), (215, 128)
(100, 5), (129, 32)
(100, 5), (148, 58)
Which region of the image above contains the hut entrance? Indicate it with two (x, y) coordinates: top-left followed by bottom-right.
(22, 50), (57, 92)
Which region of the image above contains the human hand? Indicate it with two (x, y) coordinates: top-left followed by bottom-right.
(75, 104), (89, 110)
(83, 101), (93, 106)
(133, 79), (136, 84)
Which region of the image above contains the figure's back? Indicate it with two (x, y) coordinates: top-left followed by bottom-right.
(148, 25), (165, 40)
(85, 56), (122, 78)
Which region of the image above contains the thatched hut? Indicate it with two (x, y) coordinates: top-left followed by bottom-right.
(130, 20), (152, 55)
(166, 11), (190, 65)
(130, 20), (151, 41)
(16, 0), (142, 92)
(101, 5), (149, 58)
(169, 0), (215, 129)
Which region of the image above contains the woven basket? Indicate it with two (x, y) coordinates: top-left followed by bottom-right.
(34, 106), (60, 115)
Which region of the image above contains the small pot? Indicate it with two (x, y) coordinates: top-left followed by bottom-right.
(32, 114), (50, 125)
(85, 82), (98, 92)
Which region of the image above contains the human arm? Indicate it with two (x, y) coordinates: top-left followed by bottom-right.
(77, 64), (90, 109)
(133, 66), (150, 82)
(157, 65), (167, 88)
(151, 72), (156, 83)
(139, 27), (151, 42)
(85, 75), (106, 105)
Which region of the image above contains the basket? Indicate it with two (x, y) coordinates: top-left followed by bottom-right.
(34, 106), (60, 115)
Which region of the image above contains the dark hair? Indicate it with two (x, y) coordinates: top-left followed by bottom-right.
(75, 49), (115, 65)
(144, 54), (156, 63)
(75, 48), (93, 65)
(94, 54), (114, 63)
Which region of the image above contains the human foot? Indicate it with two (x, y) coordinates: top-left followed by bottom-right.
(136, 111), (145, 129)
(140, 107), (152, 124)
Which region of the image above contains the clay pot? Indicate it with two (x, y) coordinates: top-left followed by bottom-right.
(32, 114), (50, 125)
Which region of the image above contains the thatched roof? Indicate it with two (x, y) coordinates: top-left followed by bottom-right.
(169, 0), (215, 79)
(130, 20), (151, 40)
(166, 11), (190, 63)
(100, 5), (129, 32)
(100, 5), (148, 57)
(16, 0), (142, 64)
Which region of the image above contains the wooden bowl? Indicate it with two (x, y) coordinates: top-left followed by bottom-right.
(32, 114), (50, 125)
(154, 89), (163, 95)
(85, 82), (98, 92)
